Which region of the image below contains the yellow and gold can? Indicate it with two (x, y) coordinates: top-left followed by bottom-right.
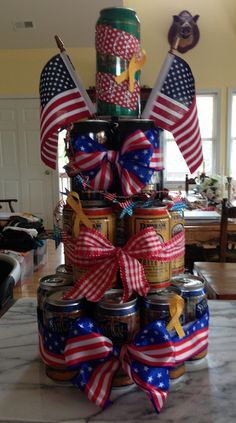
(73, 207), (116, 283)
(169, 210), (185, 276)
(127, 207), (171, 290)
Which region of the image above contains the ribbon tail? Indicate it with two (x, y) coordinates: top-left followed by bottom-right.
(129, 369), (168, 413)
(119, 251), (149, 302)
(63, 257), (118, 302)
(72, 358), (119, 408)
(90, 162), (113, 191)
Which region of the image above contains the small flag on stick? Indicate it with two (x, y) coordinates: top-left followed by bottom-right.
(142, 52), (203, 174)
(39, 36), (96, 169)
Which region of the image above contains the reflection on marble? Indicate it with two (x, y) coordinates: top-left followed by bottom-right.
(0, 298), (236, 422)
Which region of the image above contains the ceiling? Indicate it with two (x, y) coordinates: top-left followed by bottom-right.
(0, 0), (124, 49)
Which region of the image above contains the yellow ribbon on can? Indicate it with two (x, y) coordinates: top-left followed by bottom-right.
(166, 294), (186, 338)
(115, 49), (147, 92)
(66, 191), (92, 238)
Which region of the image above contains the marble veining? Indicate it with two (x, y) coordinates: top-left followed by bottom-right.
(0, 298), (236, 423)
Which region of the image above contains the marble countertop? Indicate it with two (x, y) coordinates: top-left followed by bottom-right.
(0, 298), (236, 423)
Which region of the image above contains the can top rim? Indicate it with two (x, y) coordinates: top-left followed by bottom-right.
(45, 288), (82, 307)
(97, 289), (137, 309)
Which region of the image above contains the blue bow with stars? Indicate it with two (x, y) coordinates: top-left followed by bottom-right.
(66, 129), (162, 196)
(38, 309), (209, 414)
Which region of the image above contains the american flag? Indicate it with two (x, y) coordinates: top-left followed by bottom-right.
(142, 53), (203, 174)
(39, 51), (95, 169)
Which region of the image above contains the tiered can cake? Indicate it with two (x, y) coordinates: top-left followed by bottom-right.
(127, 207), (171, 290)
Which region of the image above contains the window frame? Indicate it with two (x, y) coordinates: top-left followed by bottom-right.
(227, 88), (236, 178)
(162, 89), (221, 189)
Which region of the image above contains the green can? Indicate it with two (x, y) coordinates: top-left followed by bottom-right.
(96, 7), (141, 117)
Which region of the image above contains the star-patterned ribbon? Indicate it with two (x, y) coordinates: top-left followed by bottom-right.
(62, 226), (185, 303)
(66, 129), (161, 196)
(38, 310), (209, 414)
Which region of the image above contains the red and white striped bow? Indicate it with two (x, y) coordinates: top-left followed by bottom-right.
(63, 226), (185, 302)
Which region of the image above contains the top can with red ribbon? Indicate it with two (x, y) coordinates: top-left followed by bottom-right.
(96, 7), (143, 117)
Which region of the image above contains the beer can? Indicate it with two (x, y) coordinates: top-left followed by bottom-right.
(94, 289), (140, 387)
(171, 274), (207, 323)
(142, 286), (183, 327)
(43, 287), (85, 381)
(142, 287), (185, 380)
(55, 264), (73, 280)
(73, 207), (116, 283)
(127, 207), (171, 289)
(169, 210), (185, 276)
(171, 274), (208, 360)
(37, 274), (73, 323)
(96, 7), (141, 117)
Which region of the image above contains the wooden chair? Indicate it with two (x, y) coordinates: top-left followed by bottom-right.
(185, 174), (197, 195)
(0, 199), (18, 212)
(194, 198), (236, 298)
(218, 198), (236, 261)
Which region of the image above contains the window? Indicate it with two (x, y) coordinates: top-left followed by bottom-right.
(163, 92), (219, 185)
(227, 89), (236, 179)
(58, 129), (70, 197)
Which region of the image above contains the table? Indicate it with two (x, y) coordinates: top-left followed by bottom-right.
(194, 261), (236, 299)
(0, 298), (236, 422)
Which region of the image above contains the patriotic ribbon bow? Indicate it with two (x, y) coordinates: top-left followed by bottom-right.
(39, 310), (209, 414)
(67, 129), (159, 196)
(63, 226), (185, 303)
(39, 317), (175, 412)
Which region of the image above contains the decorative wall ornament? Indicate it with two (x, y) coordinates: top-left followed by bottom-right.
(168, 10), (200, 53)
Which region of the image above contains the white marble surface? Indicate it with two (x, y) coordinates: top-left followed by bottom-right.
(0, 298), (236, 423)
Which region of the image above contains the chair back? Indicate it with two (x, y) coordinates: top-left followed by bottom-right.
(0, 199), (18, 212)
(219, 198), (236, 262)
(185, 174), (197, 195)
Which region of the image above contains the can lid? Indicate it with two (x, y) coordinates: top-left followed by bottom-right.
(171, 274), (205, 291)
(97, 289), (137, 310)
(56, 265), (73, 277)
(39, 274), (72, 289)
(133, 206), (168, 216)
(144, 288), (180, 307)
(83, 207), (113, 216)
(45, 287), (82, 308)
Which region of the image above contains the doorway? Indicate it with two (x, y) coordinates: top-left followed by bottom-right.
(0, 98), (59, 229)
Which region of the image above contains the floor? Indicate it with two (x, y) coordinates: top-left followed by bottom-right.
(13, 240), (64, 299)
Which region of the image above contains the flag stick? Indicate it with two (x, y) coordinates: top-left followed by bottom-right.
(54, 34), (96, 116)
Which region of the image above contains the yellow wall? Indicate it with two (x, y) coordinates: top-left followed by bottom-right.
(0, 0), (235, 173)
